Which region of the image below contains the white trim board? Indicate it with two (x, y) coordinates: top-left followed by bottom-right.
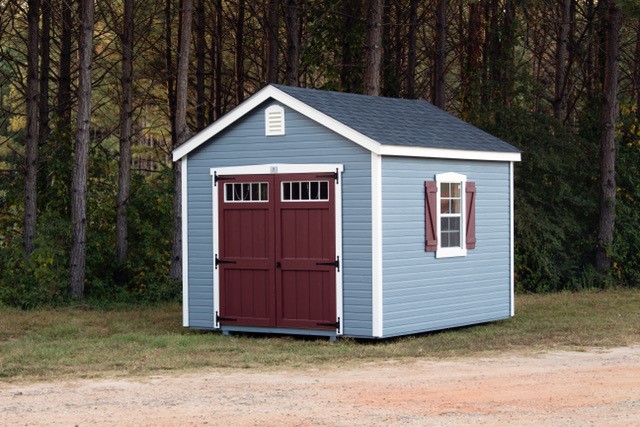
(509, 161), (515, 317)
(371, 153), (383, 338)
(210, 163), (344, 335)
(181, 156), (189, 327)
(173, 85), (522, 163)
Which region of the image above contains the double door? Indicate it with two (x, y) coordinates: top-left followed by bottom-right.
(216, 173), (337, 330)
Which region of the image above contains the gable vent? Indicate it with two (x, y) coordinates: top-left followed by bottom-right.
(265, 105), (285, 136)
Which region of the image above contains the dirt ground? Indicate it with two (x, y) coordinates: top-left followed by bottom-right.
(1, 346), (639, 426)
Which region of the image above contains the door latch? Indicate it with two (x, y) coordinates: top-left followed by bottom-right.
(316, 256), (340, 272)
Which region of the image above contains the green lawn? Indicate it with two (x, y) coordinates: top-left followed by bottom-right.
(1, 289), (639, 382)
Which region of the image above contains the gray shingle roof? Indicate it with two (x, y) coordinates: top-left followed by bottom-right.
(273, 84), (520, 153)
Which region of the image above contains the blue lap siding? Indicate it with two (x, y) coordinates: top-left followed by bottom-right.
(185, 102), (373, 337)
(381, 157), (512, 337)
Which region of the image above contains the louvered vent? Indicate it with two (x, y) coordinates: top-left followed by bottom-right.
(265, 105), (285, 136)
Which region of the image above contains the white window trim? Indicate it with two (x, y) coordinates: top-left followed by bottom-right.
(435, 172), (467, 259)
(265, 104), (285, 136)
(210, 163), (344, 335)
(280, 180), (330, 202)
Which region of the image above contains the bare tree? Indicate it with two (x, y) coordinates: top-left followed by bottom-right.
(285, 0), (299, 86)
(24, 0), (41, 256)
(170, 0), (194, 280)
(56, 0), (72, 126)
(433, 0), (446, 108)
(266, 0), (280, 83)
(195, 0), (206, 129)
(595, 0), (621, 272)
(363, 0), (383, 96)
(553, 0), (571, 121)
(235, 0), (245, 103)
(406, 0), (418, 99)
(210, 0), (223, 120)
(38, 0), (51, 157)
(115, 0), (134, 279)
(69, 0), (96, 299)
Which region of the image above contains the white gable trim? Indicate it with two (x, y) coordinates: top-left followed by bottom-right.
(172, 85), (522, 163)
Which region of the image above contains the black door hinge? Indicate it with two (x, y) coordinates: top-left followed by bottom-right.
(216, 311), (237, 324)
(214, 172), (236, 186)
(316, 256), (340, 272)
(316, 169), (339, 184)
(215, 254), (237, 269)
(317, 317), (340, 330)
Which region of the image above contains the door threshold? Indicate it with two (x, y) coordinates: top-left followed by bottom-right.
(220, 325), (338, 340)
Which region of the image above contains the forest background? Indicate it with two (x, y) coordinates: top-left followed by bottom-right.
(1, 0), (639, 308)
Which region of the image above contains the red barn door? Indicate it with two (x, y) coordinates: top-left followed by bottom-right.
(217, 172), (337, 330)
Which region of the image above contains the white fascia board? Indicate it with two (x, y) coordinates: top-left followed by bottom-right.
(181, 156), (189, 327)
(173, 85), (381, 161)
(212, 172), (220, 329)
(379, 145), (522, 162)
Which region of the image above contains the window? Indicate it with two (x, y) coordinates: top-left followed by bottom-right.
(224, 182), (269, 202)
(265, 105), (285, 136)
(282, 181), (329, 201)
(425, 173), (476, 258)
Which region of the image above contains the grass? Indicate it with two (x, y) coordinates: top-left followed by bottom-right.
(1, 289), (639, 382)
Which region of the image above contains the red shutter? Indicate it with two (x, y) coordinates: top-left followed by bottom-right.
(425, 181), (438, 252)
(466, 181), (476, 249)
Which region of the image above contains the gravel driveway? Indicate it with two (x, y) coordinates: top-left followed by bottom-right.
(2, 346), (639, 426)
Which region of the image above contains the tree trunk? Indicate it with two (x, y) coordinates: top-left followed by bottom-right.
(56, 0), (72, 126)
(69, 0), (95, 299)
(24, 0), (41, 256)
(433, 0), (446, 108)
(38, 0), (51, 158)
(363, 0), (383, 96)
(195, 0), (206, 129)
(170, 0), (194, 281)
(405, 0), (417, 99)
(165, 0), (177, 147)
(266, 0), (279, 84)
(285, 0), (299, 86)
(595, 0), (621, 273)
(340, 0), (360, 93)
(553, 0), (571, 121)
(235, 0), (245, 104)
(115, 0), (134, 278)
(463, 1), (483, 115)
(211, 0), (223, 120)
(634, 19), (640, 113)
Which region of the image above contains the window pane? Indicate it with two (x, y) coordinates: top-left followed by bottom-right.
(225, 183), (231, 201)
(320, 182), (328, 200)
(450, 232), (460, 247)
(449, 217), (460, 232)
(233, 183), (242, 201)
(302, 182), (310, 199)
(451, 199), (460, 214)
(451, 183), (460, 197)
(310, 182), (319, 199)
(251, 183), (260, 201)
(441, 217), (449, 232)
(441, 199), (450, 214)
(292, 182), (300, 199)
(283, 182), (290, 200)
(442, 231), (450, 247)
(440, 182), (450, 197)
(242, 183), (250, 200)
(261, 183), (268, 200)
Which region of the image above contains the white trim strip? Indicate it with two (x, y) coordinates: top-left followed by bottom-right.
(211, 163), (343, 176)
(335, 170), (344, 335)
(212, 172), (220, 328)
(379, 145), (521, 162)
(509, 161), (515, 317)
(371, 153), (383, 337)
(181, 156), (189, 327)
(173, 84), (521, 164)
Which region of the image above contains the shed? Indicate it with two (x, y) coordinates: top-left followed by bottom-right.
(173, 84), (521, 339)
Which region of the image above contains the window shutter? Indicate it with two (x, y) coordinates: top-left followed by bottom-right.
(425, 181), (438, 252)
(466, 181), (476, 249)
